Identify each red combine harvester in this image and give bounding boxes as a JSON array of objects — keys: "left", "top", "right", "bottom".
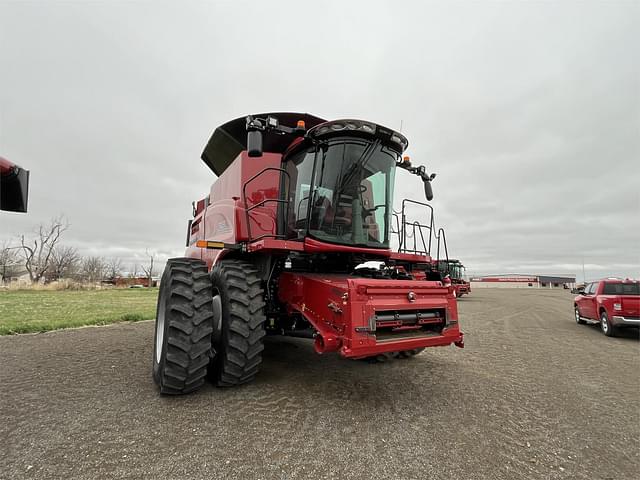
[
  {"left": 153, "top": 113, "right": 464, "bottom": 394},
  {"left": 0, "top": 156, "right": 29, "bottom": 213},
  {"left": 436, "top": 259, "right": 471, "bottom": 298}
]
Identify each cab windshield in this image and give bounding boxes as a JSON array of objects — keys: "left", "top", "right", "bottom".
[
  {"left": 437, "top": 261, "right": 464, "bottom": 279},
  {"left": 284, "top": 137, "right": 398, "bottom": 248},
  {"left": 451, "top": 264, "right": 465, "bottom": 280}
]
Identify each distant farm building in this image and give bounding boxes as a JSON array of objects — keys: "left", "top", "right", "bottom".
[
  {"left": 113, "top": 276, "right": 158, "bottom": 288},
  {"left": 470, "top": 274, "right": 576, "bottom": 289}
]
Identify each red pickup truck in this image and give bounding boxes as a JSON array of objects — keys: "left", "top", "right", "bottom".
[{"left": 574, "top": 278, "right": 640, "bottom": 336}]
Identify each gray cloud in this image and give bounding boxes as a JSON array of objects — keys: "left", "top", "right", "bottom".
[{"left": 1, "top": 1, "right": 638, "bottom": 281}]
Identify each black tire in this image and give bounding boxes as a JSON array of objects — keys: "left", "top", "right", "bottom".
[
  {"left": 153, "top": 258, "right": 214, "bottom": 395},
  {"left": 575, "top": 306, "right": 586, "bottom": 325},
  {"left": 209, "top": 259, "right": 266, "bottom": 387},
  {"left": 600, "top": 310, "right": 616, "bottom": 337}
]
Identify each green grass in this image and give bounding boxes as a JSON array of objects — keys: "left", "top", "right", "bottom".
[{"left": 0, "top": 288, "right": 159, "bottom": 335}]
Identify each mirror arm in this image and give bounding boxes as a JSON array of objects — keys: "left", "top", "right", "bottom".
[
  {"left": 396, "top": 160, "right": 436, "bottom": 182},
  {"left": 396, "top": 160, "right": 436, "bottom": 201}
]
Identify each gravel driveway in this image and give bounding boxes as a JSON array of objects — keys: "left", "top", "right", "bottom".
[{"left": 1, "top": 288, "right": 638, "bottom": 479}]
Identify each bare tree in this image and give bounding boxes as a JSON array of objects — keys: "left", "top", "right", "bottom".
[
  {"left": 81, "top": 256, "right": 106, "bottom": 283},
  {"left": 48, "top": 245, "right": 80, "bottom": 282},
  {"left": 20, "top": 216, "right": 69, "bottom": 283},
  {"left": 105, "top": 257, "right": 123, "bottom": 282},
  {"left": 128, "top": 264, "right": 139, "bottom": 279},
  {"left": 140, "top": 250, "right": 155, "bottom": 287},
  {"left": 0, "top": 240, "right": 20, "bottom": 284}
]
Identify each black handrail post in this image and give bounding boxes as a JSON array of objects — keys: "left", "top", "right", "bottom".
[{"left": 428, "top": 216, "right": 434, "bottom": 255}]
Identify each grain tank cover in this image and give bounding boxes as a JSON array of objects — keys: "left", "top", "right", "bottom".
[{"left": 202, "top": 112, "right": 326, "bottom": 176}]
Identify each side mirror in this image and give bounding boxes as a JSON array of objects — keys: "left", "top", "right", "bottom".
[
  {"left": 423, "top": 180, "right": 433, "bottom": 201},
  {"left": 247, "top": 130, "right": 263, "bottom": 157}
]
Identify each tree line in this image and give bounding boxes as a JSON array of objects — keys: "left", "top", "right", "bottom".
[{"left": 0, "top": 216, "right": 155, "bottom": 285}]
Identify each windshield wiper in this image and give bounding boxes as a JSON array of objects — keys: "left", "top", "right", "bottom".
[{"left": 337, "top": 139, "right": 381, "bottom": 195}]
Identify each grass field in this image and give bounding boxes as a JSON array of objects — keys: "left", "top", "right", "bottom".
[{"left": 0, "top": 288, "right": 159, "bottom": 335}]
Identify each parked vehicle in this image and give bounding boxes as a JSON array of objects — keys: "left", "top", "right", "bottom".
[
  {"left": 571, "top": 284, "right": 585, "bottom": 294},
  {"left": 574, "top": 278, "right": 640, "bottom": 336},
  {"left": 152, "top": 112, "right": 464, "bottom": 394},
  {"left": 435, "top": 259, "right": 471, "bottom": 297}
]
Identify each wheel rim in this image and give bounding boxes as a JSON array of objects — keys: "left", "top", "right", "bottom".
[
  {"left": 155, "top": 296, "right": 166, "bottom": 364},
  {"left": 212, "top": 293, "right": 222, "bottom": 343},
  {"left": 601, "top": 314, "right": 608, "bottom": 333}
]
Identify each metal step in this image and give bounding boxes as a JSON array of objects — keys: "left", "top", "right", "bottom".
[{"left": 579, "top": 316, "right": 599, "bottom": 325}]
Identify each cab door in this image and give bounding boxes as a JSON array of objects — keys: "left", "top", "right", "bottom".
[{"left": 579, "top": 282, "right": 598, "bottom": 319}]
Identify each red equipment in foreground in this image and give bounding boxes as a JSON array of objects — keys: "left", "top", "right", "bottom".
[
  {"left": 0, "top": 156, "right": 29, "bottom": 213},
  {"left": 153, "top": 113, "right": 463, "bottom": 394}
]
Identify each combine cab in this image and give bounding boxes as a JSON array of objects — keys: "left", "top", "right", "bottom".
[
  {"left": 152, "top": 113, "right": 463, "bottom": 394},
  {"left": 436, "top": 259, "right": 471, "bottom": 298},
  {"left": 0, "top": 156, "right": 29, "bottom": 213}
]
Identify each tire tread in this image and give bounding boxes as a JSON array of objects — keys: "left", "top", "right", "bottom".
[
  {"left": 154, "top": 258, "right": 214, "bottom": 395},
  {"left": 211, "top": 259, "right": 266, "bottom": 387}
]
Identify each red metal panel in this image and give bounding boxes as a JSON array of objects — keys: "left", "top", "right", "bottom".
[
  {"left": 389, "top": 251, "right": 432, "bottom": 263},
  {"left": 247, "top": 238, "right": 305, "bottom": 253},
  {"left": 277, "top": 272, "right": 462, "bottom": 358},
  {"left": 303, "top": 237, "right": 391, "bottom": 257},
  {"left": 206, "top": 151, "right": 283, "bottom": 244}
]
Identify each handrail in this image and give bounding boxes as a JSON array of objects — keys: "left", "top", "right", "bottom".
[
  {"left": 242, "top": 167, "right": 291, "bottom": 242},
  {"left": 435, "top": 227, "right": 449, "bottom": 268},
  {"left": 391, "top": 212, "right": 402, "bottom": 247},
  {"left": 398, "top": 199, "right": 434, "bottom": 255}
]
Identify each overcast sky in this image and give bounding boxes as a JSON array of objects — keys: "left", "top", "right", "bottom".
[{"left": 1, "top": 1, "right": 638, "bottom": 281}]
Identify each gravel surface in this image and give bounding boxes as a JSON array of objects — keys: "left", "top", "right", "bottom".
[{"left": 1, "top": 289, "right": 638, "bottom": 479}]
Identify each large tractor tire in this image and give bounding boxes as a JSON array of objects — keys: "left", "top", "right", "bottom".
[
  {"left": 209, "top": 259, "right": 266, "bottom": 387},
  {"left": 153, "top": 258, "right": 214, "bottom": 395}
]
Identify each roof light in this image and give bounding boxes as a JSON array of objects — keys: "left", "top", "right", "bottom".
[
  {"left": 296, "top": 120, "right": 306, "bottom": 129},
  {"left": 307, "top": 119, "right": 408, "bottom": 151},
  {"left": 391, "top": 133, "right": 408, "bottom": 149},
  {"left": 309, "top": 120, "right": 377, "bottom": 137}
]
